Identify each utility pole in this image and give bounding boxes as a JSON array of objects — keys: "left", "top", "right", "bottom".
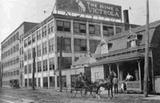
[
  {"left": 32, "top": 48, "right": 36, "bottom": 90},
  {"left": 59, "top": 36, "right": 63, "bottom": 92},
  {"left": 144, "top": 0, "right": 149, "bottom": 97}
]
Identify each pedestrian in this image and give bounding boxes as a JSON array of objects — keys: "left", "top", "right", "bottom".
[
  {"left": 113, "top": 76, "right": 118, "bottom": 94},
  {"left": 121, "top": 81, "right": 127, "bottom": 93},
  {"left": 126, "top": 73, "right": 133, "bottom": 81}
]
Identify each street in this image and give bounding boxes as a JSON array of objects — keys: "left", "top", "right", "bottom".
[{"left": 0, "top": 88, "right": 160, "bottom": 103}]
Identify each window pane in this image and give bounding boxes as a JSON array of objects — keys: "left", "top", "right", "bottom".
[{"left": 103, "top": 25, "right": 114, "bottom": 37}]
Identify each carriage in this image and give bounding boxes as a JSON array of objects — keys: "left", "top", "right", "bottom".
[{"left": 70, "top": 75, "right": 118, "bottom": 98}]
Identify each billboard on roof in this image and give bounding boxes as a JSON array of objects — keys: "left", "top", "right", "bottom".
[{"left": 56, "top": 0, "right": 122, "bottom": 20}]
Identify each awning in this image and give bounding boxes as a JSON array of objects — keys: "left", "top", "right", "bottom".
[{"left": 89, "top": 52, "right": 144, "bottom": 67}]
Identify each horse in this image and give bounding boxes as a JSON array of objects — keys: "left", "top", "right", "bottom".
[
  {"left": 70, "top": 75, "right": 94, "bottom": 97},
  {"left": 113, "top": 77, "right": 118, "bottom": 94},
  {"left": 94, "top": 78, "right": 113, "bottom": 98}
]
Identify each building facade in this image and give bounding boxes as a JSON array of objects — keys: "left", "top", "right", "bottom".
[
  {"left": 23, "top": 13, "right": 138, "bottom": 89},
  {"left": 73, "top": 20, "right": 160, "bottom": 93},
  {"left": 1, "top": 22, "right": 38, "bottom": 88}
]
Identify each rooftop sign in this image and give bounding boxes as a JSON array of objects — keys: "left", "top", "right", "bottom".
[{"left": 56, "top": 0, "right": 122, "bottom": 20}]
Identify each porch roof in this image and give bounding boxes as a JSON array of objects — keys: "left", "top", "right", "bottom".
[{"left": 90, "top": 49, "right": 144, "bottom": 67}]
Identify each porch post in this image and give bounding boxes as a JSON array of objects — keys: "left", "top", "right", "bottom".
[
  {"left": 137, "top": 60, "right": 142, "bottom": 91},
  {"left": 116, "top": 63, "right": 120, "bottom": 80},
  {"left": 108, "top": 64, "right": 111, "bottom": 73}
]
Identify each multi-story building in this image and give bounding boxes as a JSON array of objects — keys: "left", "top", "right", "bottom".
[
  {"left": 23, "top": 13, "right": 138, "bottom": 89},
  {"left": 1, "top": 22, "right": 38, "bottom": 88},
  {"left": 0, "top": 62, "right": 2, "bottom": 87}
]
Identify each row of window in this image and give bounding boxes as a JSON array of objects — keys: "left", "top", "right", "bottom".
[
  {"left": 24, "top": 57, "right": 54, "bottom": 74},
  {"left": 3, "top": 57, "right": 19, "bottom": 68},
  {"left": 24, "top": 76, "right": 55, "bottom": 88},
  {"left": 24, "top": 22, "right": 54, "bottom": 47},
  {"left": 24, "top": 38, "right": 99, "bottom": 62},
  {"left": 24, "top": 74, "right": 86, "bottom": 88},
  {"left": 56, "top": 20, "right": 122, "bottom": 36},
  {"left": 24, "top": 20, "right": 122, "bottom": 48},
  {"left": 3, "top": 70, "right": 19, "bottom": 78},
  {"left": 2, "top": 44, "right": 19, "bottom": 59},
  {"left": 2, "top": 32, "right": 19, "bottom": 51},
  {"left": 24, "top": 38, "right": 54, "bottom": 61}
]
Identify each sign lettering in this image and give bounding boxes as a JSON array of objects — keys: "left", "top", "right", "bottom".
[{"left": 56, "top": 0, "right": 122, "bottom": 20}]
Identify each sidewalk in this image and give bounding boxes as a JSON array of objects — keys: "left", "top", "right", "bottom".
[
  {"left": 1, "top": 87, "right": 160, "bottom": 103},
  {"left": 144, "top": 95, "right": 160, "bottom": 100}
]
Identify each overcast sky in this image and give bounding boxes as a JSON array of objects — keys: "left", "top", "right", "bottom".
[{"left": 0, "top": 0, "right": 160, "bottom": 45}]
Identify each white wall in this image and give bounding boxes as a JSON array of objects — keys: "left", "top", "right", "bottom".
[
  {"left": 91, "top": 65, "right": 104, "bottom": 82},
  {"left": 155, "top": 76, "right": 160, "bottom": 93}
]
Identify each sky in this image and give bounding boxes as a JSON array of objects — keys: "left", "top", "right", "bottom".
[{"left": 0, "top": 0, "right": 160, "bottom": 45}]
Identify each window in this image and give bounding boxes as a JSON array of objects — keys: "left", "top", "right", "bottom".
[
  {"left": 28, "top": 64, "right": 32, "bottom": 74},
  {"left": 57, "top": 76, "right": 66, "bottom": 87},
  {"left": 103, "top": 25, "right": 114, "bottom": 37},
  {"left": 90, "top": 40, "right": 100, "bottom": 53},
  {"left": 42, "top": 26, "right": 47, "bottom": 37},
  {"left": 43, "top": 59, "right": 48, "bottom": 71},
  {"left": 49, "top": 76, "right": 55, "bottom": 87},
  {"left": 73, "top": 22, "right": 86, "bottom": 35},
  {"left": 57, "top": 37, "right": 71, "bottom": 53},
  {"left": 42, "top": 41, "right": 47, "bottom": 55},
  {"left": 64, "top": 38, "right": 71, "bottom": 52},
  {"left": 64, "top": 21, "right": 70, "bottom": 32},
  {"left": 25, "top": 79, "right": 27, "bottom": 87},
  {"left": 32, "top": 33, "right": 36, "bottom": 43},
  {"left": 49, "top": 58, "right": 54, "bottom": 70},
  {"left": 38, "top": 78, "right": 41, "bottom": 87},
  {"left": 37, "top": 30, "right": 41, "bottom": 40},
  {"left": 116, "top": 27, "right": 122, "bottom": 34},
  {"left": 28, "top": 36, "right": 31, "bottom": 45},
  {"left": 79, "top": 23, "right": 86, "bottom": 33},
  {"left": 24, "top": 65, "right": 27, "bottom": 74},
  {"left": 57, "top": 20, "right": 71, "bottom": 32},
  {"left": 37, "top": 61, "right": 41, "bottom": 72},
  {"left": 89, "top": 24, "right": 100, "bottom": 36},
  {"left": 43, "top": 77, "right": 48, "bottom": 88},
  {"left": 29, "top": 78, "right": 32, "bottom": 87},
  {"left": 37, "top": 44, "right": 41, "bottom": 57},
  {"left": 74, "top": 39, "right": 87, "bottom": 52},
  {"left": 48, "top": 38, "right": 54, "bottom": 53},
  {"left": 24, "top": 39, "right": 27, "bottom": 47},
  {"left": 58, "top": 57, "right": 71, "bottom": 69},
  {"left": 28, "top": 49, "right": 32, "bottom": 60},
  {"left": 48, "top": 21, "right": 54, "bottom": 34},
  {"left": 24, "top": 52, "right": 27, "bottom": 61}
]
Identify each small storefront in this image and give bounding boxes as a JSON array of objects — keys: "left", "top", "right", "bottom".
[{"left": 89, "top": 46, "right": 154, "bottom": 92}]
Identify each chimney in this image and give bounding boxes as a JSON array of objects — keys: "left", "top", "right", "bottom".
[{"left": 123, "top": 10, "right": 130, "bottom": 31}]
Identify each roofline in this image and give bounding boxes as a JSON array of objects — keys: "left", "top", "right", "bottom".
[
  {"left": 23, "top": 13, "right": 140, "bottom": 39},
  {"left": 1, "top": 21, "right": 38, "bottom": 44},
  {"left": 53, "top": 13, "right": 139, "bottom": 27},
  {"left": 23, "top": 14, "right": 53, "bottom": 39}
]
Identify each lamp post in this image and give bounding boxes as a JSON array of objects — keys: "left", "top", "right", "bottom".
[{"left": 144, "top": 0, "right": 149, "bottom": 97}]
